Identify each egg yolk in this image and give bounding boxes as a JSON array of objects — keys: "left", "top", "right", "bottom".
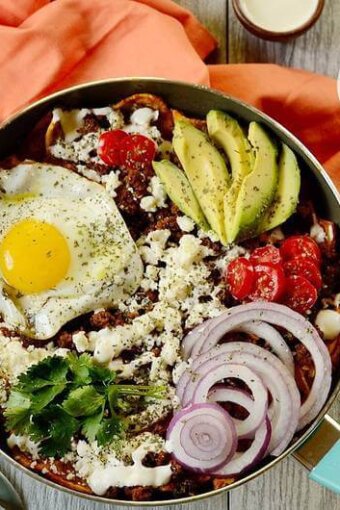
[{"left": 0, "top": 219, "right": 70, "bottom": 294}]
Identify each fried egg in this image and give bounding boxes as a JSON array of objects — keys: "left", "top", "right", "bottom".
[{"left": 0, "top": 162, "right": 143, "bottom": 339}]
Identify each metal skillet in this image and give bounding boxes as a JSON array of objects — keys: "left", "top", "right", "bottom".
[{"left": 0, "top": 78, "right": 339, "bottom": 505}]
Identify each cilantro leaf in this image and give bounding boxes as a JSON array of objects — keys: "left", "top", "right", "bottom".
[
  {"left": 4, "top": 353, "right": 165, "bottom": 457},
  {"left": 30, "top": 383, "right": 67, "bottom": 413},
  {"left": 89, "top": 364, "right": 116, "bottom": 385},
  {"left": 4, "top": 391, "right": 32, "bottom": 433},
  {"left": 67, "top": 352, "right": 92, "bottom": 386},
  {"left": 81, "top": 408, "right": 104, "bottom": 443},
  {"left": 37, "top": 406, "right": 78, "bottom": 457},
  {"left": 96, "top": 415, "right": 123, "bottom": 446},
  {"left": 63, "top": 386, "right": 105, "bottom": 417},
  {"left": 16, "top": 356, "right": 68, "bottom": 393}
]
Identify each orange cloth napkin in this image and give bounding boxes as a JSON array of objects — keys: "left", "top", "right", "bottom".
[{"left": 0, "top": 0, "right": 339, "bottom": 189}]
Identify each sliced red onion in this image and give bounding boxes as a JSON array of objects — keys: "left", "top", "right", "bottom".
[
  {"left": 187, "top": 303, "right": 331, "bottom": 430},
  {"left": 179, "top": 344, "right": 300, "bottom": 455},
  {"left": 213, "top": 416, "right": 272, "bottom": 477},
  {"left": 166, "top": 403, "right": 237, "bottom": 472},
  {"left": 190, "top": 363, "right": 268, "bottom": 440},
  {"left": 234, "top": 320, "right": 294, "bottom": 375},
  {"left": 209, "top": 386, "right": 255, "bottom": 439},
  {"left": 182, "top": 319, "right": 213, "bottom": 360}
]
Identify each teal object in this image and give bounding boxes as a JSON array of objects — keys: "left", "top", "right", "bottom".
[{"left": 309, "top": 439, "right": 340, "bottom": 494}]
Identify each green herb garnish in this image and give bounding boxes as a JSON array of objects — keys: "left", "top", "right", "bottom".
[{"left": 4, "top": 354, "right": 165, "bottom": 456}]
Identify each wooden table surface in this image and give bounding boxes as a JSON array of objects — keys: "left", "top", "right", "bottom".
[{"left": 1, "top": 1, "right": 339, "bottom": 509}]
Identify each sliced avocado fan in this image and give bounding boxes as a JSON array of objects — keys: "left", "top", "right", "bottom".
[
  {"left": 172, "top": 119, "right": 231, "bottom": 245},
  {"left": 233, "top": 122, "right": 279, "bottom": 242},
  {"left": 152, "top": 160, "right": 209, "bottom": 231},
  {"left": 259, "top": 143, "right": 301, "bottom": 233},
  {"left": 207, "top": 110, "right": 254, "bottom": 244}
]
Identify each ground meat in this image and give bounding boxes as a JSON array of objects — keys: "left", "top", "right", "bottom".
[
  {"left": 0, "top": 327, "right": 20, "bottom": 338},
  {"left": 89, "top": 310, "right": 126, "bottom": 329},
  {"left": 55, "top": 331, "right": 74, "bottom": 349},
  {"left": 77, "top": 115, "right": 101, "bottom": 135},
  {"left": 124, "top": 486, "right": 153, "bottom": 501},
  {"left": 143, "top": 450, "right": 170, "bottom": 467}
]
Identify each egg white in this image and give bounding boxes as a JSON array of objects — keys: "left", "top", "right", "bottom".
[{"left": 0, "top": 162, "right": 143, "bottom": 339}]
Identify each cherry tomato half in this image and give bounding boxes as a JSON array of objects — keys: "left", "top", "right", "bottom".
[
  {"left": 250, "top": 245, "right": 282, "bottom": 266},
  {"left": 98, "top": 129, "right": 129, "bottom": 166},
  {"left": 280, "top": 235, "right": 321, "bottom": 265},
  {"left": 120, "top": 134, "right": 157, "bottom": 170},
  {"left": 283, "top": 275, "right": 318, "bottom": 314},
  {"left": 249, "top": 263, "right": 286, "bottom": 303},
  {"left": 226, "top": 257, "right": 255, "bottom": 300},
  {"left": 283, "top": 256, "right": 322, "bottom": 290}
]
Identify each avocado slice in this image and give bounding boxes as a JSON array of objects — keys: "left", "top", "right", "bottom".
[
  {"left": 173, "top": 119, "right": 230, "bottom": 245},
  {"left": 259, "top": 143, "right": 301, "bottom": 233},
  {"left": 206, "top": 110, "right": 254, "bottom": 243},
  {"left": 233, "top": 122, "right": 279, "bottom": 241},
  {"left": 152, "top": 160, "right": 209, "bottom": 230}
]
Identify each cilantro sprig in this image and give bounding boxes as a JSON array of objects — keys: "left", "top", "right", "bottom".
[{"left": 4, "top": 354, "right": 165, "bottom": 457}]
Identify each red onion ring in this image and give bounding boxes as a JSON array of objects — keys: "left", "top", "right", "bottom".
[
  {"left": 182, "top": 319, "right": 213, "bottom": 360},
  {"left": 187, "top": 303, "right": 331, "bottom": 430},
  {"left": 190, "top": 363, "right": 268, "bottom": 440},
  {"left": 209, "top": 386, "right": 255, "bottom": 439},
  {"left": 166, "top": 403, "right": 237, "bottom": 472},
  {"left": 179, "top": 344, "right": 300, "bottom": 455},
  {"left": 213, "top": 416, "right": 272, "bottom": 477},
  {"left": 234, "top": 320, "right": 294, "bottom": 374}
]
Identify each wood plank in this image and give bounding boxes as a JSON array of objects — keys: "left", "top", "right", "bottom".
[
  {"left": 228, "top": 0, "right": 340, "bottom": 77},
  {"left": 173, "top": 0, "right": 228, "bottom": 63}
]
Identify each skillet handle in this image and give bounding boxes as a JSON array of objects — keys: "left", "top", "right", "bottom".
[{"left": 293, "top": 414, "right": 340, "bottom": 494}]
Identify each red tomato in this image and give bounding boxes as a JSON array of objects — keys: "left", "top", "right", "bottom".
[
  {"left": 120, "top": 134, "right": 157, "bottom": 170},
  {"left": 250, "top": 245, "right": 282, "bottom": 266},
  {"left": 226, "top": 258, "right": 255, "bottom": 300},
  {"left": 97, "top": 129, "right": 129, "bottom": 166},
  {"left": 280, "top": 236, "right": 321, "bottom": 265},
  {"left": 249, "top": 263, "right": 286, "bottom": 303},
  {"left": 283, "top": 257, "right": 322, "bottom": 290},
  {"left": 283, "top": 275, "right": 318, "bottom": 314}
]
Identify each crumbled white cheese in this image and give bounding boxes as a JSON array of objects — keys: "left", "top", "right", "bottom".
[
  {"left": 177, "top": 215, "right": 195, "bottom": 232},
  {"left": 315, "top": 309, "right": 340, "bottom": 340},
  {"left": 7, "top": 434, "right": 40, "bottom": 460},
  {"left": 140, "top": 195, "right": 158, "bottom": 213},
  {"left": 198, "top": 228, "right": 220, "bottom": 243},
  {"left": 76, "top": 164, "right": 102, "bottom": 183},
  {"left": 172, "top": 360, "right": 189, "bottom": 385},
  {"left": 130, "top": 108, "right": 159, "bottom": 126},
  {"left": 172, "top": 235, "right": 208, "bottom": 269},
  {"left": 150, "top": 176, "right": 167, "bottom": 207},
  {"left": 140, "top": 177, "right": 167, "bottom": 212},
  {"left": 0, "top": 334, "right": 59, "bottom": 382},
  {"left": 214, "top": 244, "right": 248, "bottom": 273},
  {"left": 50, "top": 132, "right": 102, "bottom": 165},
  {"left": 73, "top": 331, "right": 94, "bottom": 353},
  {"left": 124, "top": 108, "right": 161, "bottom": 142},
  {"left": 138, "top": 229, "right": 171, "bottom": 265},
  {"left": 310, "top": 223, "right": 326, "bottom": 244},
  {"left": 101, "top": 170, "right": 121, "bottom": 198}
]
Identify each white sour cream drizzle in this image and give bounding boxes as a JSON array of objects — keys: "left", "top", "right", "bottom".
[
  {"left": 239, "top": 0, "right": 319, "bottom": 32},
  {"left": 87, "top": 443, "right": 172, "bottom": 495}
]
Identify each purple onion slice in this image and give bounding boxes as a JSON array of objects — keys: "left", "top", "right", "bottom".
[{"left": 166, "top": 403, "right": 237, "bottom": 472}]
